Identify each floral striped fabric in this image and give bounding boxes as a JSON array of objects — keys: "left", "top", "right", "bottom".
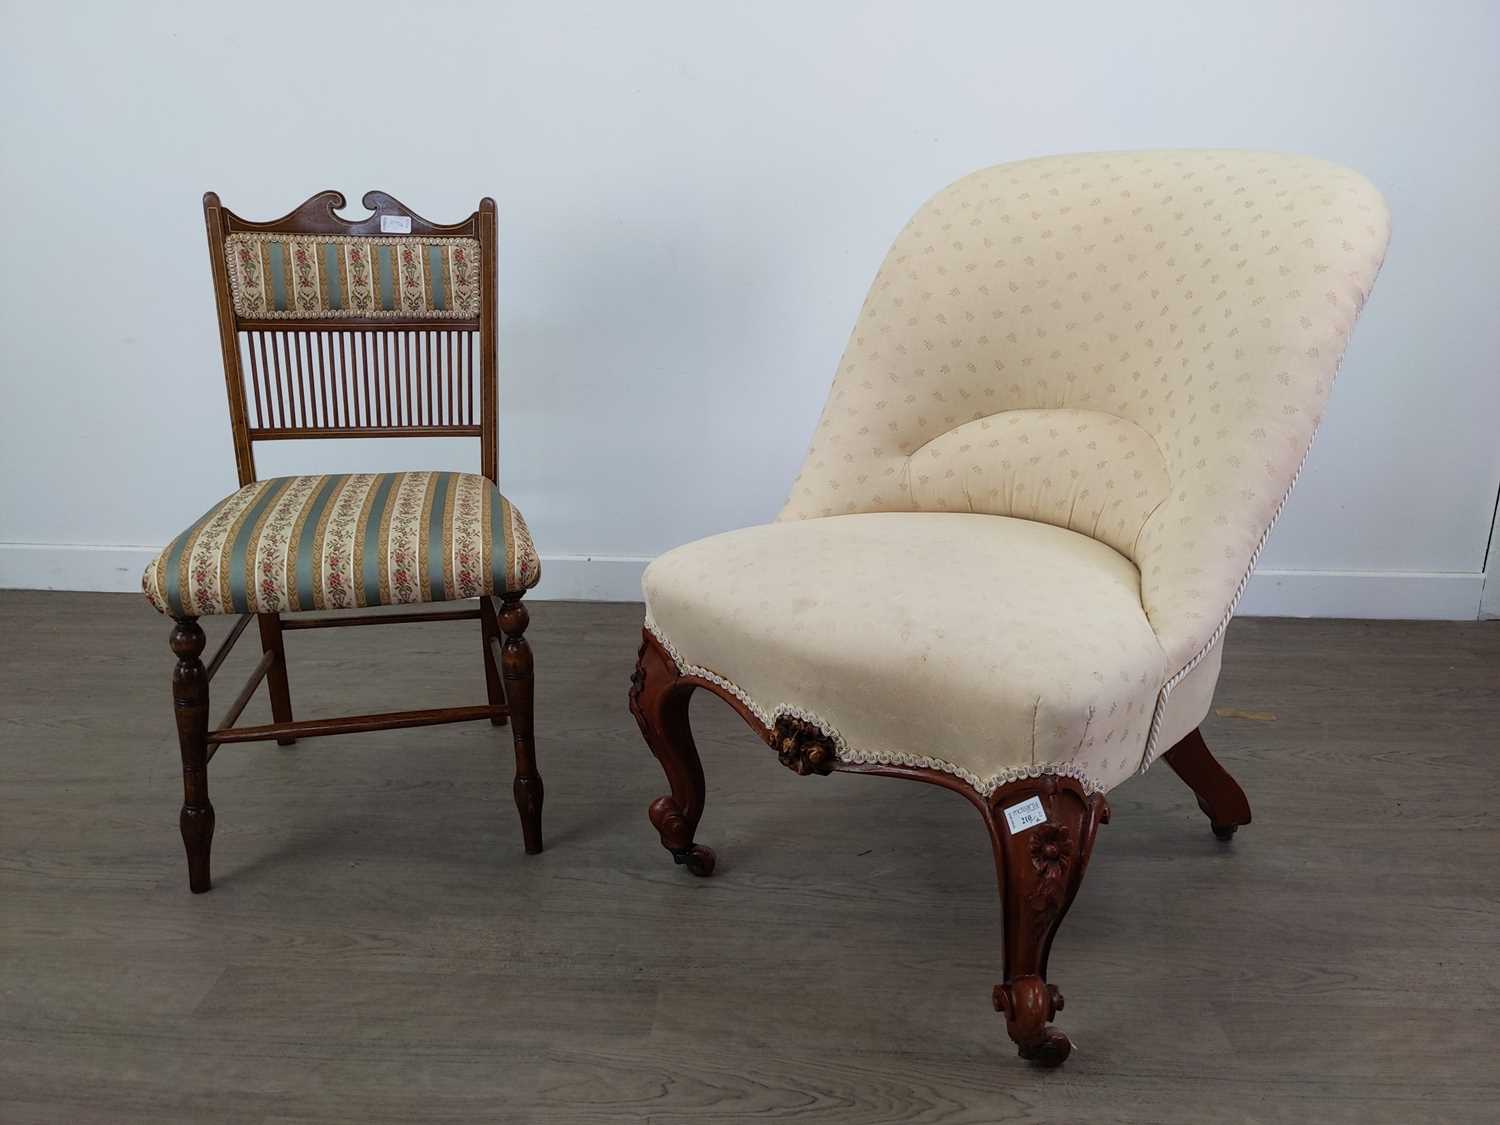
[
  {"left": 143, "top": 472, "right": 539, "bottom": 617},
  {"left": 224, "top": 233, "right": 481, "bottom": 320}
]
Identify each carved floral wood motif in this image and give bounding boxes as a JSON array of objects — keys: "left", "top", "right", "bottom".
[
  {"left": 771, "top": 716, "right": 838, "bottom": 775},
  {"left": 986, "top": 775, "right": 1109, "bottom": 1065},
  {"left": 625, "top": 628, "right": 1208, "bottom": 1067}
]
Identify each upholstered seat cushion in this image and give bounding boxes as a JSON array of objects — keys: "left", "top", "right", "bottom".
[
  {"left": 143, "top": 471, "right": 539, "bottom": 616},
  {"left": 643, "top": 512, "right": 1171, "bottom": 796}
]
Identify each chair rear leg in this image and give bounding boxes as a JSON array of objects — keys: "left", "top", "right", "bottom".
[
  {"left": 1163, "top": 727, "right": 1252, "bottom": 840},
  {"left": 257, "top": 613, "right": 295, "bottom": 745},
  {"left": 479, "top": 596, "right": 509, "bottom": 726},
  {"left": 170, "top": 618, "right": 214, "bottom": 893},
  {"left": 498, "top": 593, "right": 543, "bottom": 854}
]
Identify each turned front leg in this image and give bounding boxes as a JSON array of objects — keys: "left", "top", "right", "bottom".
[
  {"left": 171, "top": 617, "right": 214, "bottom": 893},
  {"left": 985, "top": 775, "right": 1109, "bottom": 1067},
  {"left": 499, "top": 593, "right": 543, "bottom": 854}
]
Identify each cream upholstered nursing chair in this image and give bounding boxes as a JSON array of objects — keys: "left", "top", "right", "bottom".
[{"left": 628, "top": 151, "right": 1389, "bottom": 1066}]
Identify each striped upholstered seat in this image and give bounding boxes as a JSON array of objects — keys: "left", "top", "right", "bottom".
[{"left": 143, "top": 471, "right": 539, "bottom": 617}]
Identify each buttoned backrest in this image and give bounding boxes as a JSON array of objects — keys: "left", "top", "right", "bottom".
[{"left": 781, "top": 150, "right": 1390, "bottom": 673}]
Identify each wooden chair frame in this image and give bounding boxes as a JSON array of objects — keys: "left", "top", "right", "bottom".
[
  {"left": 170, "top": 190, "right": 541, "bottom": 894},
  {"left": 629, "top": 630, "right": 1251, "bottom": 1066}
]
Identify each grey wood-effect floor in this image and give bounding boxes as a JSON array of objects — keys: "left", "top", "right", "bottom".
[{"left": 1, "top": 591, "right": 1496, "bottom": 1124}]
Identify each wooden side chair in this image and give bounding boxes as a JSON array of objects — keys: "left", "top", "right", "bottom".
[
  {"left": 144, "top": 190, "right": 543, "bottom": 893},
  {"left": 628, "top": 151, "right": 1390, "bottom": 1066}
]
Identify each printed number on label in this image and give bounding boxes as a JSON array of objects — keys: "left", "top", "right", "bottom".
[
  {"left": 1002, "top": 795, "right": 1048, "bottom": 834},
  {"left": 380, "top": 215, "right": 412, "bottom": 234}
]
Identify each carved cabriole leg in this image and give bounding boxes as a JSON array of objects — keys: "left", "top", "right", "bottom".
[
  {"left": 479, "top": 595, "right": 509, "bottom": 727},
  {"left": 257, "top": 612, "right": 295, "bottom": 746},
  {"left": 499, "top": 593, "right": 543, "bottom": 854},
  {"left": 629, "top": 630, "right": 715, "bottom": 876},
  {"left": 1163, "top": 727, "right": 1252, "bottom": 840},
  {"left": 171, "top": 618, "right": 215, "bottom": 893},
  {"left": 985, "top": 775, "right": 1109, "bottom": 1067}
]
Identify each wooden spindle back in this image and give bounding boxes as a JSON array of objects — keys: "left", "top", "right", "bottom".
[{"left": 203, "top": 190, "right": 499, "bottom": 486}]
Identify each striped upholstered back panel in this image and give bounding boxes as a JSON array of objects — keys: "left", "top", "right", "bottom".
[{"left": 225, "top": 233, "right": 481, "bottom": 320}]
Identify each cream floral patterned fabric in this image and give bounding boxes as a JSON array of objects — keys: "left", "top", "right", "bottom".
[
  {"left": 645, "top": 150, "right": 1389, "bottom": 794},
  {"left": 646, "top": 514, "right": 1167, "bottom": 794},
  {"left": 142, "top": 472, "right": 539, "bottom": 617}
]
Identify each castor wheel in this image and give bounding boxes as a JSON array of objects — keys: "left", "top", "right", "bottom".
[
  {"left": 1017, "top": 1027, "right": 1073, "bottom": 1068},
  {"left": 1194, "top": 792, "right": 1248, "bottom": 841},
  {"left": 674, "top": 844, "right": 716, "bottom": 877},
  {"left": 648, "top": 797, "right": 714, "bottom": 876},
  {"left": 995, "top": 976, "right": 1072, "bottom": 1068}
]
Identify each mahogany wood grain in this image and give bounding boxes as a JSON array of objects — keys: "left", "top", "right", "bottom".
[
  {"left": 247, "top": 425, "right": 482, "bottom": 440},
  {"left": 1163, "top": 727, "right": 1253, "bottom": 839},
  {"left": 479, "top": 595, "right": 509, "bottom": 727},
  {"left": 170, "top": 618, "right": 214, "bottom": 893},
  {"left": 209, "top": 704, "right": 508, "bottom": 746},
  {"left": 203, "top": 197, "right": 257, "bottom": 484},
  {"left": 235, "top": 327, "right": 481, "bottom": 438},
  {"left": 220, "top": 189, "right": 480, "bottom": 239},
  {"left": 478, "top": 199, "right": 499, "bottom": 483},
  {"left": 257, "top": 614, "right": 295, "bottom": 746},
  {"left": 203, "top": 613, "right": 253, "bottom": 683},
  {"left": 983, "top": 775, "right": 1108, "bottom": 1066},
  {"left": 278, "top": 607, "right": 484, "bottom": 630},
  {"left": 627, "top": 632, "right": 716, "bottom": 876},
  {"left": 625, "top": 627, "right": 1238, "bottom": 1068},
  {"left": 498, "top": 594, "right": 543, "bottom": 854},
  {"left": 206, "top": 651, "right": 276, "bottom": 760}
]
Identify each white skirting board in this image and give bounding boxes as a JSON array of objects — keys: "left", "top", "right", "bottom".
[
  {"left": 0, "top": 543, "right": 654, "bottom": 605},
  {"left": 0, "top": 542, "right": 1490, "bottom": 620},
  {"left": 1233, "top": 568, "right": 1485, "bottom": 621}
]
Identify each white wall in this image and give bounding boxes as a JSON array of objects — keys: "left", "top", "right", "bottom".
[{"left": 2, "top": 0, "right": 1498, "bottom": 616}]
